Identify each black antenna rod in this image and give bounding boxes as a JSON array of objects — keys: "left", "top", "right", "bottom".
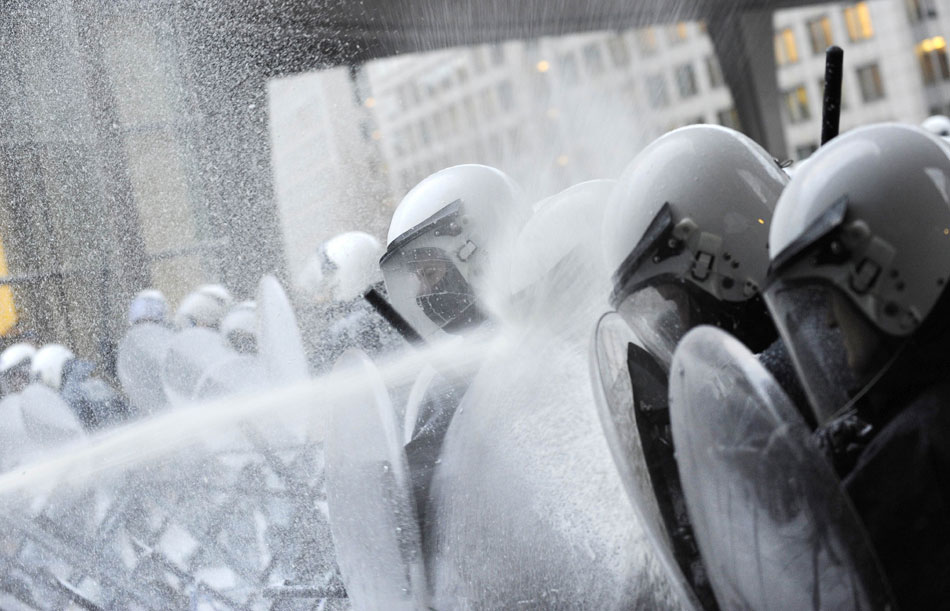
[
  {"left": 821, "top": 46, "right": 844, "bottom": 146},
  {"left": 363, "top": 287, "right": 425, "bottom": 346}
]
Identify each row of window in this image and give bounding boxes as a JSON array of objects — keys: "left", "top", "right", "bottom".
[
  {"left": 775, "top": 2, "right": 874, "bottom": 66},
  {"left": 781, "top": 63, "right": 885, "bottom": 124},
  {"left": 644, "top": 58, "right": 725, "bottom": 109},
  {"left": 396, "top": 127, "right": 524, "bottom": 191}
]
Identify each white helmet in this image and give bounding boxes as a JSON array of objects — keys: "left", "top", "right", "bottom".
[
  {"left": 220, "top": 301, "right": 257, "bottom": 354},
  {"left": 764, "top": 123, "right": 950, "bottom": 425},
  {"left": 509, "top": 180, "right": 615, "bottom": 321},
  {"left": 922, "top": 115, "right": 950, "bottom": 139},
  {"left": 603, "top": 125, "right": 788, "bottom": 363},
  {"left": 174, "top": 284, "right": 233, "bottom": 330},
  {"left": 30, "top": 343, "right": 75, "bottom": 391},
  {"left": 380, "top": 164, "right": 526, "bottom": 338},
  {"left": 0, "top": 342, "right": 36, "bottom": 395},
  {"left": 128, "top": 288, "right": 169, "bottom": 326},
  {"left": 297, "top": 232, "right": 384, "bottom": 304}
]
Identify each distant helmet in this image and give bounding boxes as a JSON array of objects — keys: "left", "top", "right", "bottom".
[
  {"left": 298, "top": 232, "right": 384, "bottom": 304},
  {"left": 30, "top": 343, "right": 75, "bottom": 392},
  {"left": 922, "top": 115, "right": 950, "bottom": 139},
  {"left": 220, "top": 301, "right": 257, "bottom": 354},
  {"left": 764, "top": 123, "right": 950, "bottom": 425},
  {"left": 174, "top": 284, "right": 233, "bottom": 330},
  {"left": 128, "top": 289, "right": 169, "bottom": 326},
  {"left": 603, "top": 125, "right": 788, "bottom": 363},
  {"left": 508, "top": 180, "right": 615, "bottom": 323},
  {"left": 0, "top": 342, "right": 36, "bottom": 395},
  {"left": 380, "top": 164, "right": 526, "bottom": 338}
]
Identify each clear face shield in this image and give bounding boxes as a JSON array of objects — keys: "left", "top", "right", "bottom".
[
  {"left": 381, "top": 201, "right": 487, "bottom": 338},
  {"left": 764, "top": 280, "right": 895, "bottom": 425},
  {"left": 616, "top": 283, "right": 692, "bottom": 369}
]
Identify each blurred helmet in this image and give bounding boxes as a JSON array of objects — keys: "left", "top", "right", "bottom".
[
  {"left": 30, "top": 343, "right": 75, "bottom": 392},
  {"left": 297, "top": 232, "right": 384, "bottom": 304},
  {"left": 127, "top": 288, "right": 169, "bottom": 326},
  {"left": 508, "top": 180, "right": 615, "bottom": 321},
  {"left": 922, "top": 115, "right": 950, "bottom": 139},
  {"left": 380, "top": 164, "right": 525, "bottom": 338},
  {"left": 764, "top": 123, "right": 950, "bottom": 425},
  {"left": 603, "top": 125, "right": 788, "bottom": 364},
  {"left": 220, "top": 301, "right": 258, "bottom": 354},
  {"left": 174, "top": 284, "right": 233, "bottom": 330},
  {"left": 0, "top": 342, "right": 36, "bottom": 395}
]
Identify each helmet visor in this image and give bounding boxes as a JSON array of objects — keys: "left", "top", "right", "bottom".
[
  {"left": 381, "top": 246, "right": 484, "bottom": 338},
  {"left": 616, "top": 283, "right": 692, "bottom": 368},
  {"left": 764, "top": 280, "right": 893, "bottom": 425}
]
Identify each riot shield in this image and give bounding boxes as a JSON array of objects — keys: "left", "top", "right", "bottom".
[
  {"left": 257, "top": 275, "right": 309, "bottom": 386},
  {"left": 117, "top": 322, "right": 174, "bottom": 415},
  {"left": 590, "top": 312, "right": 711, "bottom": 610},
  {"left": 324, "top": 349, "right": 427, "bottom": 610},
  {"left": 161, "top": 328, "right": 233, "bottom": 405},
  {"left": 0, "top": 393, "right": 35, "bottom": 470},
  {"left": 18, "top": 383, "right": 85, "bottom": 448},
  {"left": 668, "top": 326, "right": 894, "bottom": 610}
]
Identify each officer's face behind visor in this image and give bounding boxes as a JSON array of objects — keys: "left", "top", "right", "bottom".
[{"left": 765, "top": 279, "right": 892, "bottom": 425}]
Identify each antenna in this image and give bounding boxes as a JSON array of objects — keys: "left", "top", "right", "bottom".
[{"left": 821, "top": 46, "right": 844, "bottom": 146}]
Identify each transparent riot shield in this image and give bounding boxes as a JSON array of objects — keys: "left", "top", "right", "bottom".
[
  {"left": 668, "top": 326, "right": 894, "bottom": 610},
  {"left": 590, "top": 312, "right": 712, "bottom": 610},
  {"left": 324, "top": 349, "right": 427, "bottom": 610},
  {"left": 19, "top": 383, "right": 85, "bottom": 448},
  {"left": 257, "top": 275, "right": 309, "bottom": 387},
  {"left": 161, "top": 328, "right": 234, "bottom": 406},
  {"left": 0, "top": 393, "right": 35, "bottom": 470},
  {"left": 117, "top": 322, "right": 174, "bottom": 415}
]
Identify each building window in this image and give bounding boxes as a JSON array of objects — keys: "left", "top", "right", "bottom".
[
  {"left": 497, "top": 80, "right": 515, "bottom": 111},
  {"left": 844, "top": 3, "right": 874, "bottom": 42},
  {"left": 817, "top": 78, "right": 848, "bottom": 110},
  {"left": 666, "top": 22, "right": 688, "bottom": 45},
  {"left": 489, "top": 45, "right": 505, "bottom": 66},
  {"left": 558, "top": 53, "right": 580, "bottom": 84},
  {"left": 775, "top": 27, "right": 799, "bottom": 65},
  {"left": 636, "top": 28, "right": 658, "bottom": 55},
  {"left": 675, "top": 63, "right": 698, "bottom": 98},
  {"left": 717, "top": 107, "right": 741, "bottom": 130},
  {"left": 795, "top": 143, "right": 819, "bottom": 160},
  {"left": 807, "top": 16, "right": 834, "bottom": 55},
  {"left": 607, "top": 35, "right": 630, "bottom": 67},
  {"left": 705, "top": 56, "right": 724, "bottom": 88},
  {"left": 782, "top": 84, "right": 811, "bottom": 123},
  {"left": 583, "top": 43, "right": 605, "bottom": 75},
  {"left": 916, "top": 37, "right": 950, "bottom": 85},
  {"left": 905, "top": 0, "right": 938, "bottom": 23},
  {"left": 646, "top": 74, "right": 669, "bottom": 108},
  {"left": 856, "top": 63, "right": 886, "bottom": 102}
]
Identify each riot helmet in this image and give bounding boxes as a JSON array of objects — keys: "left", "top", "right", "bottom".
[
  {"left": 603, "top": 125, "right": 787, "bottom": 365},
  {"left": 922, "top": 115, "right": 950, "bottom": 139},
  {"left": 0, "top": 342, "right": 36, "bottom": 396},
  {"left": 380, "top": 164, "right": 525, "bottom": 339},
  {"left": 30, "top": 343, "right": 75, "bottom": 392},
  {"left": 221, "top": 301, "right": 258, "bottom": 355},
  {"left": 174, "top": 284, "right": 233, "bottom": 330},
  {"left": 764, "top": 123, "right": 950, "bottom": 426},
  {"left": 297, "top": 231, "right": 384, "bottom": 304},
  {"left": 128, "top": 288, "right": 169, "bottom": 326}
]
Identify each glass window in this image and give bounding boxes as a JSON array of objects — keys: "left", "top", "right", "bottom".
[
  {"left": 558, "top": 53, "right": 580, "bottom": 84},
  {"left": 497, "top": 80, "right": 515, "bottom": 111},
  {"left": 916, "top": 38, "right": 950, "bottom": 85},
  {"left": 844, "top": 3, "right": 874, "bottom": 42},
  {"left": 705, "top": 56, "right": 724, "bottom": 88},
  {"left": 856, "top": 64, "right": 885, "bottom": 102},
  {"left": 675, "top": 63, "right": 698, "bottom": 98},
  {"left": 583, "top": 43, "right": 605, "bottom": 75},
  {"left": 807, "top": 16, "right": 834, "bottom": 55},
  {"left": 646, "top": 73, "right": 669, "bottom": 108},
  {"left": 795, "top": 143, "right": 819, "bottom": 160},
  {"left": 636, "top": 28, "right": 658, "bottom": 55},
  {"left": 774, "top": 27, "right": 799, "bottom": 65},
  {"left": 606, "top": 35, "right": 630, "bottom": 68},
  {"left": 906, "top": 0, "right": 938, "bottom": 22},
  {"left": 782, "top": 84, "right": 811, "bottom": 123},
  {"left": 717, "top": 107, "right": 741, "bottom": 130}
]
